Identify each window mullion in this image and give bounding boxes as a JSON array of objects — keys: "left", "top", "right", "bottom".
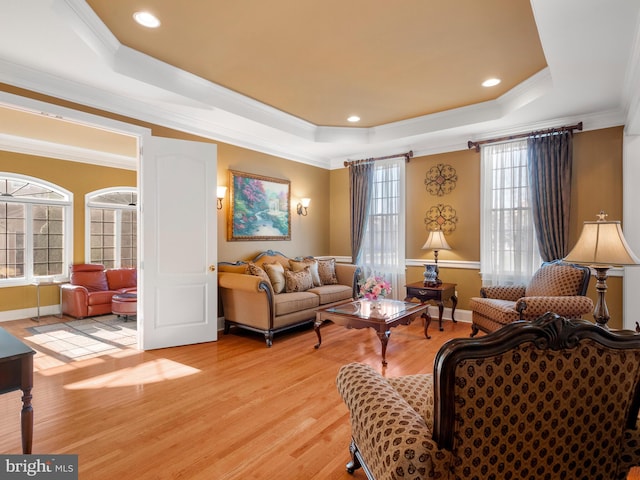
[{"left": 25, "top": 203, "right": 34, "bottom": 282}]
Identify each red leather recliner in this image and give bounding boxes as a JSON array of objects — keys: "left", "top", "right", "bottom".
[{"left": 61, "top": 264, "right": 137, "bottom": 319}]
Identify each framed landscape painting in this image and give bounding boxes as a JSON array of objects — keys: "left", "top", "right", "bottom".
[{"left": 227, "top": 170, "right": 291, "bottom": 241}]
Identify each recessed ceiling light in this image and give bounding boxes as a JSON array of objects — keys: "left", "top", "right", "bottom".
[
  {"left": 482, "top": 78, "right": 501, "bottom": 87},
  {"left": 133, "top": 11, "right": 161, "bottom": 28},
  {"left": 347, "top": 115, "right": 361, "bottom": 123}
]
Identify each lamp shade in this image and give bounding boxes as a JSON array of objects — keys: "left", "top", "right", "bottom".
[
  {"left": 564, "top": 217, "right": 640, "bottom": 266},
  {"left": 422, "top": 230, "right": 451, "bottom": 251}
]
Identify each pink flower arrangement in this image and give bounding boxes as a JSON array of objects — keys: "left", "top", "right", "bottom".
[{"left": 359, "top": 275, "right": 392, "bottom": 301}]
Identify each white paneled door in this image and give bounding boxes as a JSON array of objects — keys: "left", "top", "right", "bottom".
[{"left": 139, "top": 136, "right": 218, "bottom": 349}]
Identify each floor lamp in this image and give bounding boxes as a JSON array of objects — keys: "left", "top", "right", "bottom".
[{"left": 563, "top": 211, "right": 640, "bottom": 329}]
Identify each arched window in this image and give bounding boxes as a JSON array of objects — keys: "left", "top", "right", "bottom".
[
  {"left": 86, "top": 187, "right": 137, "bottom": 268},
  {"left": 0, "top": 173, "right": 73, "bottom": 285}
]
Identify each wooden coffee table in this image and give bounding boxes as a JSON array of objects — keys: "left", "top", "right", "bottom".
[{"left": 314, "top": 299, "right": 429, "bottom": 366}]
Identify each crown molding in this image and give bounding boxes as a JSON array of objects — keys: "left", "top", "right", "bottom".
[{"left": 0, "top": 133, "right": 136, "bottom": 169}]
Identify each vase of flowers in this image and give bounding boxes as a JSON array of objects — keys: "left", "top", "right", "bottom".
[{"left": 359, "top": 275, "right": 392, "bottom": 317}]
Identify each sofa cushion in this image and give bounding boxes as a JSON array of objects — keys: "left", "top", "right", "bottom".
[
  {"left": 285, "top": 266, "right": 314, "bottom": 292},
  {"left": 307, "top": 284, "right": 352, "bottom": 305},
  {"left": 468, "top": 297, "right": 520, "bottom": 325},
  {"left": 106, "top": 268, "right": 137, "bottom": 290},
  {"left": 290, "top": 259, "right": 322, "bottom": 287},
  {"left": 274, "top": 291, "right": 319, "bottom": 316},
  {"left": 263, "top": 262, "right": 286, "bottom": 294},
  {"left": 317, "top": 258, "right": 338, "bottom": 285},
  {"left": 87, "top": 290, "right": 116, "bottom": 305},
  {"left": 71, "top": 269, "right": 109, "bottom": 292},
  {"left": 248, "top": 262, "right": 272, "bottom": 288}
]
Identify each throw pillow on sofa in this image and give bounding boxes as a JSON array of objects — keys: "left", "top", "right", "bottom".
[
  {"left": 248, "top": 263, "right": 272, "bottom": 289},
  {"left": 317, "top": 258, "right": 338, "bottom": 285},
  {"left": 285, "top": 266, "right": 314, "bottom": 292},
  {"left": 263, "top": 262, "right": 286, "bottom": 294},
  {"left": 289, "top": 259, "right": 322, "bottom": 287}
]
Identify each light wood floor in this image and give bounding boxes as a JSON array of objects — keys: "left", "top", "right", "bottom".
[{"left": 1, "top": 315, "right": 639, "bottom": 479}]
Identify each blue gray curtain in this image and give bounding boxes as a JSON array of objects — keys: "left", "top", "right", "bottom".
[
  {"left": 527, "top": 131, "right": 573, "bottom": 261},
  {"left": 349, "top": 162, "right": 374, "bottom": 265}
]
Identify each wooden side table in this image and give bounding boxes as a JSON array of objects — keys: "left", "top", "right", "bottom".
[
  {"left": 405, "top": 282, "right": 457, "bottom": 339},
  {"left": 0, "top": 327, "right": 35, "bottom": 453}
]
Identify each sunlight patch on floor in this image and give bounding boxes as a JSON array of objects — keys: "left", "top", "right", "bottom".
[
  {"left": 26, "top": 316, "right": 137, "bottom": 363},
  {"left": 64, "top": 358, "right": 201, "bottom": 389}
]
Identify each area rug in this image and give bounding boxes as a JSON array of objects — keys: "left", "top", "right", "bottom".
[{"left": 27, "top": 316, "right": 137, "bottom": 362}]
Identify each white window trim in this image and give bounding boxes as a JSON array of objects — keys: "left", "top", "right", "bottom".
[
  {"left": 0, "top": 173, "right": 73, "bottom": 287},
  {"left": 479, "top": 140, "right": 542, "bottom": 286},
  {"left": 85, "top": 186, "right": 137, "bottom": 267}
]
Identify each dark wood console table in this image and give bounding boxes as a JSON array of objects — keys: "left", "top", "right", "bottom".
[
  {"left": 405, "top": 282, "right": 457, "bottom": 339},
  {"left": 0, "top": 327, "right": 35, "bottom": 453}
]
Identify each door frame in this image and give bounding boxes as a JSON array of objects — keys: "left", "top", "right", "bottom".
[{"left": 0, "top": 91, "right": 149, "bottom": 337}]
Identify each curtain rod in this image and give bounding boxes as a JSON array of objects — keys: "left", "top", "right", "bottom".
[
  {"left": 467, "top": 122, "right": 583, "bottom": 152},
  {"left": 344, "top": 150, "right": 413, "bottom": 167}
]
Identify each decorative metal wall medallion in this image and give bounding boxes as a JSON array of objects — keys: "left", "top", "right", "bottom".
[
  {"left": 424, "top": 204, "right": 458, "bottom": 234},
  {"left": 425, "top": 163, "right": 457, "bottom": 196}
]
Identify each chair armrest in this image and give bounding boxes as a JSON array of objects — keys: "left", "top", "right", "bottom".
[
  {"left": 336, "top": 363, "right": 449, "bottom": 480},
  {"left": 480, "top": 285, "right": 526, "bottom": 300},
  {"left": 60, "top": 284, "right": 90, "bottom": 318},
  {"left": 515, "top": 295, "right": 595, "bottom": 319}
]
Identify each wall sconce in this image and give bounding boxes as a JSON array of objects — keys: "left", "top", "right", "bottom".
[
  {"left": 297, "top": 198, "right": 310, "bottom": 216},
  {"left": 216, "top": 186, "right": 227, "bottom": 210}
]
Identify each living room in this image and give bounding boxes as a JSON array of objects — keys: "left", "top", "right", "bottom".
[{"left": 1, "top": 0, "right": 640, "bottom": 478}]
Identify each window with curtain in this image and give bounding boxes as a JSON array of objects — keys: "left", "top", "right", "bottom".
[
  {"left": 86, "top": 188, "right": 137, "bottom": 268},
  {"left": 0, "top": 174, "right": 73, "bottom": 285},
  {"left": 480, "top": 140, "right": 542, "bottom": 285},
  {"left": 359, "top": 159, "right": 406, "bottom": 298}
]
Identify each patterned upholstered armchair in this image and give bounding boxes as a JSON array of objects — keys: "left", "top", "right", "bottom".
[
  {"left": 468, "top": 260, "right": 593, "bottom": 336},
  {"left": 336, "top": 313, "right": 640, "bottom": 480}
]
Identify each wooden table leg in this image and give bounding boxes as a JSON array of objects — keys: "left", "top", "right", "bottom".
[
  {"left": 377, "top": 330, "right": 391, "bottom": 366},
  {"left": 21, "top": 355, "right": 33, "bottom": 454},
  {"left": 422, "top": 311, "right": 432, "bottom": 339},
  {"left": 451, "top": 294, "right": 458, "bottom": 323},
  {"left": 313, "top": 319, "right": 323, "bottom": 349},
  {"left": 438, "top": 301, "right": 445, "bottom": 331}
]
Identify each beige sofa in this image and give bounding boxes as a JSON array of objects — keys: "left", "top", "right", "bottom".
[{"left": 218, "top": 250, "right": 359, "bottom": 346}]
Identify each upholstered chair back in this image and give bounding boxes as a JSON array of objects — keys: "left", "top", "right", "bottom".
[
  {"left": 525, "top": 261, "right": 590, "bottom": 297},
  {"left": 433, "top": 313, "right": 640, "bottom": 479}
]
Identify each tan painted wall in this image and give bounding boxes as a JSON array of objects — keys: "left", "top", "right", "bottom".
[
  {"left": 216, "top": 143, "right": 329, "bottom": 263},
  {"left": 330, "top": 127, "right": 626, "bottom": 329}
]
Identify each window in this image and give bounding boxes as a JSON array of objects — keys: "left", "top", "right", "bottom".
[
  {"left": 480, "top": 140, "right": 542, "bottom": 285},
  {"left": 0, "top": 174, "right": 72, "bottom": 285},
  {"left": 359, "top": 159, "right": 406, "bottom": 297},
  {"left": 86, "top": 188, "right": 137, "bottom": 268}
]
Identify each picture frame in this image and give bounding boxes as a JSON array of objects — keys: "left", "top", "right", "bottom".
[{"left": 227, "top": 170, "right": 291, "bottom": 241}]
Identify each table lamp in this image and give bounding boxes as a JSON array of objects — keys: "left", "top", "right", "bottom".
[
  {"left": 422, "top": 229, "right": 450, "bottom": 285},
  {"left": 563, "top": 211, "right": 640, "bottom": 328}
]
